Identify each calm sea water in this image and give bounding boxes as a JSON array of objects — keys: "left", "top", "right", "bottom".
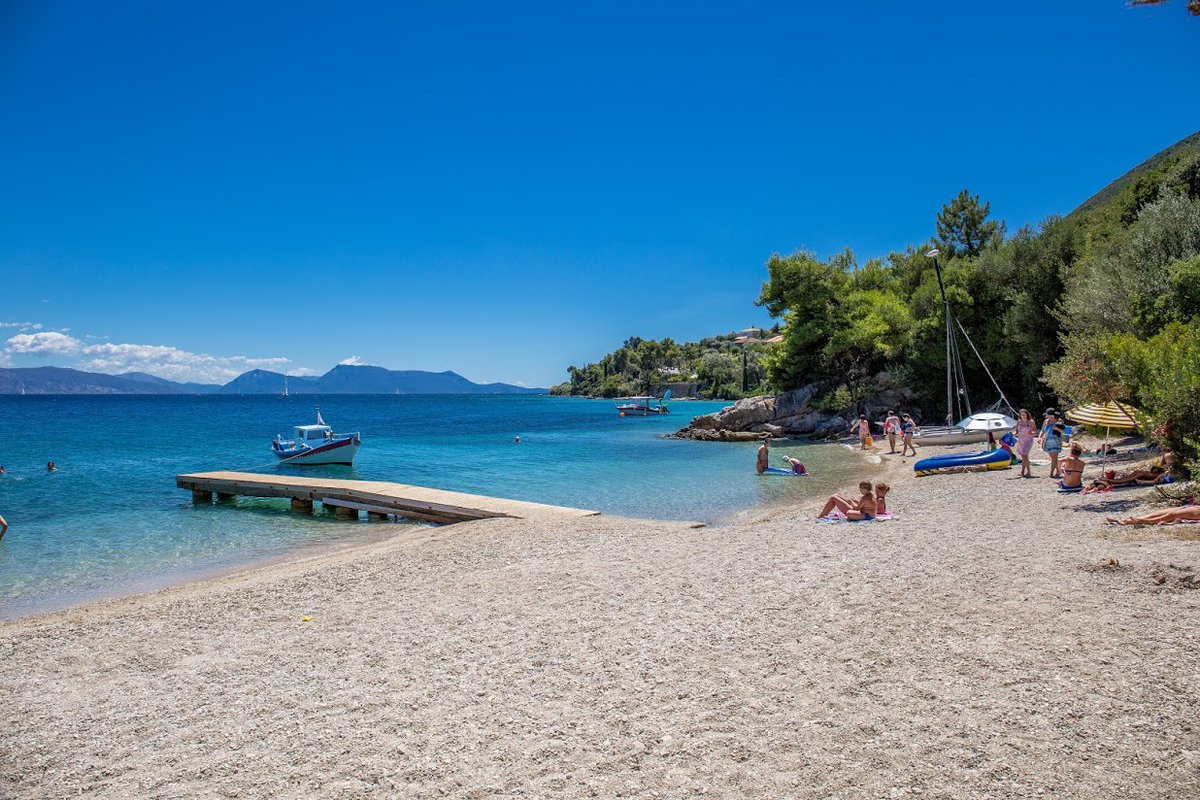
[{"left": 0, "top": 395, "right": 859, "bottom": 618}]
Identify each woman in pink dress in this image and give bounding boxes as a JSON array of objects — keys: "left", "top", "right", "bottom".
[{"left": 1014, "top": 408, "right": 1037, "bottom": 478}]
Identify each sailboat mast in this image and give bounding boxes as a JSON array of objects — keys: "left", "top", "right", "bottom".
[{"left": 929, "top": 250, "right": 953, "bottom": 425}]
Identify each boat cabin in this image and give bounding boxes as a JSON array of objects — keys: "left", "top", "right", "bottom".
[{"left": 294, "top": 424, "right": 334, "bottom": 442}]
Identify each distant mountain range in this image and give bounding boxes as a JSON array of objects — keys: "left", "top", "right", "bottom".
[{"left": 0, "top": 365, "right": 545, "bottom": 395}]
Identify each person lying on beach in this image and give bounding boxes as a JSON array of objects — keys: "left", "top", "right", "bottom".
[
  {"left": 781, "top": 456, "right": 806, "bottom": 475},
  {"left": 1082, "top": 453, "right": 1177, "bottom": 492},
  {"left": 817, "top": 481, "right": 877, "bottom": 521},
  {"left": 1058, "top": 443, "right": 1086, "bottom": 491},
  {"left": 1105, "top": 505, "right": 1200, "bottom": 526}
]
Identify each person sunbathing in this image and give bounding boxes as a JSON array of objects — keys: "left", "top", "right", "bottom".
[
  {"left": 1083, "top": 467, "right": 1166, "bottom": 492},
  {"left": 1058, "top": 443, "right": 1086, "bottom": 491},
  {"left": 1106, "top": 505, "right": 1200, "bottom": 526},
  {"left": 818, "top": 481, "right": 876, "bottom": 521}
]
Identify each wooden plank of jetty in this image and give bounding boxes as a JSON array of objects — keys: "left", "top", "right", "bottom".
[{"left": 176, "top": 471, "right": 599, "bottom": 524}]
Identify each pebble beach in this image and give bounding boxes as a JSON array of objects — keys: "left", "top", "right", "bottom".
[{"left": 2, "top": 439, "right": 1198, "bottom": 798}]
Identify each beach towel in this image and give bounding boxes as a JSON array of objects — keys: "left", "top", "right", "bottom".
[{"left": 816, "top": 512, "right": 895, "bottom": 524}]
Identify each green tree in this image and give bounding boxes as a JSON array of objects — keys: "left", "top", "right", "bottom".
[
  {"left": 756, "top": 249, "right": 850, "bottom": 388},
  {"left": 936, "top": 190, "right": 1003, "bottom": 258}
]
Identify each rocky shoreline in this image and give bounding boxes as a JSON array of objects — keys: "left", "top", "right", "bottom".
[{"left": 669, "top": 383, "right": 918, "bottom": 442}]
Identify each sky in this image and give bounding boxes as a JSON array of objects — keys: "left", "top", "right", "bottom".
[{"left": 1, "top": 1, "right": 1197, "bottom": 388}]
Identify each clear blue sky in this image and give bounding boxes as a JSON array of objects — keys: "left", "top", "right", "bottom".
[{"left": 1, "top": 1, "right": 1197, "bottom": 387}]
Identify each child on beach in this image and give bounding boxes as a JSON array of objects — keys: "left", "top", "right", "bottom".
[
  {"left": 874, "top": 482, "right": 890, "bottom": 515},
  {"left": 900, "top": 415, "right": 917, "bottom": 457},
  {"left": 1015, "top": 408, "right": 1037, "bottom": 478},
  {"left": 852, "top": 415, "right": 872, "bottom": 450},
  {"left": 818, "top": 481, "right": 877, "bottom": 521}
]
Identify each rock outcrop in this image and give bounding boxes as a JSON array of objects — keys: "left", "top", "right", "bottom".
[
  {"left": 669, "top": 378, "right": 920, "bottom": 442},
  {"left": 670, "top": 385, "right": 826, "bottom": 441}
]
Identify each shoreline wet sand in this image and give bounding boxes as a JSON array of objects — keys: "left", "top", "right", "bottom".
[{"left": 2, "top": 438, "right": 1198, "bottom": 798}]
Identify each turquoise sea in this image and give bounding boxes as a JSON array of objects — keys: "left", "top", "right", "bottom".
[{"left": 0, "top": 395, "right": 860, "bottom": 619}]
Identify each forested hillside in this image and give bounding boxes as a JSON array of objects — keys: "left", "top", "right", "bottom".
[
  {"left": 551, "top": 332, "right": 779, "bottom": 400},
  {"left": 556, "top": 131, "right": 1200, "bottom": 464},
  {"left": 756, "top": 133, "right": 1200, "bottom": 463}
]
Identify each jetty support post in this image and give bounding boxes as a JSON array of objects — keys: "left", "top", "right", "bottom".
[
  {"left": 191, "top": 489, "right": 212, "bottom": 504},
  {"left": 333, "top": 505, "right": 358, "bottom": 520},
  {"left": 290, "top": 498, "right": 313, "bottom": 514}
]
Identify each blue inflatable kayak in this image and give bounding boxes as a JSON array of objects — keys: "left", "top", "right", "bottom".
[{"left": 914, "top": 448, "right": 1011, "bottom": 476}]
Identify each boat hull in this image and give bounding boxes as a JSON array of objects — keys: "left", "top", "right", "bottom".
[
  {"left": 913, "top": 427, "right": 991, "bottom": 446},
  {"left": 616, "top": 407, "right": 669, "bottom": 416},
  {"left": 914, "top": 448, "right": 1011, "bottom": 476},
  {"left": 273, "top": 436, "right": 360, "bottom": 465}
]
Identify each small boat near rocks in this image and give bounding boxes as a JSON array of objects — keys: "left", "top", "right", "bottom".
[{"left": 616, "top": 390, "right": 671, "bottom": 417}]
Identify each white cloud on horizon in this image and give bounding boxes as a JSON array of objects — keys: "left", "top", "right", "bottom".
[
  {"left": 3, "top": 331, "right": 296, "bottom": 384},
  {"left": 0, "top": 321, "right": 43, "bottom": 330},
  {"left": 339, "top": 356, "right": 368, "bottom": 366}
]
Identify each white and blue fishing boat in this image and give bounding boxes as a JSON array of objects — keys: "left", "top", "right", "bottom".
[
  {"left": 272, "top": 407, "right": 361, "bottom": 465},
  {"left": 616, "top": 390, "right": 671, "bottom": 416}
]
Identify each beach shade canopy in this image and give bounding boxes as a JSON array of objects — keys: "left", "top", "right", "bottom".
[
  {"left": 958, "top": 412, "right": 1018, "bottom": 432},
  {"left": 1065, "top": 401, "right": 1140, "bottom": 430}
]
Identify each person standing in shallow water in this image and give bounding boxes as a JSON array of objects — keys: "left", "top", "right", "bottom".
[{"left": 756, "top": 436, "right": 770, "bottom": 474}]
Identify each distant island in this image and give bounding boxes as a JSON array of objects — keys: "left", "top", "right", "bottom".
[{"left": 0, "top": 364, "right": 545, "bottom": 395}]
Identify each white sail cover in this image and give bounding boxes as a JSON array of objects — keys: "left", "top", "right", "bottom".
[{"left": 957, "top": 412, "right": 1017, "bottom": 432}]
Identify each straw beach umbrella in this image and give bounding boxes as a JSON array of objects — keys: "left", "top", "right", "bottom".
[
  {"left": 1065, "top": 401, "right": 1139, "bottom": 430},
  {"left": 1066, "top": 401, "right": 1140, "bottom": 469}
]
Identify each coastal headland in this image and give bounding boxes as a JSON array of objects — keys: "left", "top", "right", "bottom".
[{"left": 2, "top": 438, "right": 1197, "bottom": 798}]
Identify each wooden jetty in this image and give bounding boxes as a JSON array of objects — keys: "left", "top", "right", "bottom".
[{"left": 177, "top": 471, "right": 599, "bottom": 525}]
